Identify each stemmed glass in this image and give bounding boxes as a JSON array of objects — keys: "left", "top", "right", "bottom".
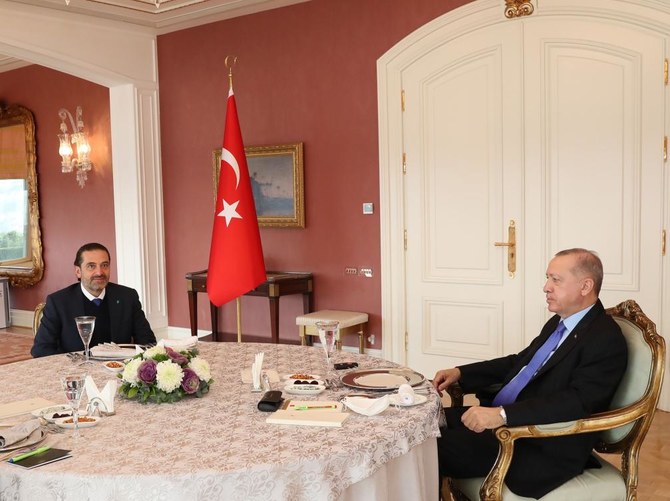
[
  {"left": 59, "top": 371, "right": 87, "bottom": 440},
  {"left": 316, "top": 320, "right": 339, "bottom": 374},
  {"left": 75, "top": 316, "right": 96, "bottom": 365}
]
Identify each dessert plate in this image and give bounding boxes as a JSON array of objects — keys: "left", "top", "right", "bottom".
[{"left": 388, "top": 394, "right": 428, "bottom": 407}]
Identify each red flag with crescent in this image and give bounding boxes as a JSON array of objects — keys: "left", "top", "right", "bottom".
[{"left": 207, "top": 86, "right": 266, "bottom": 307}]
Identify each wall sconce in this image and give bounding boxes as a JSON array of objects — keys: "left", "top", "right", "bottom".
[{"left": 58, "top": 106, "right": 92, "bottom": 188}]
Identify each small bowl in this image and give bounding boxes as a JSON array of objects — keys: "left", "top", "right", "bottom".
[
  {"left": 103, "top": 360, "right": 125, "bottom": 373},
  {"left": 54, "top": 415, "right": 100, "bottom": 429}
]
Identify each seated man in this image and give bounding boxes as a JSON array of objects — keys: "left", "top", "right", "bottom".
[
  {"left": 433, "top": 248, "right": 627, "bottom": 498},
  {"left": 31, "top": 242, "right": 156, "bottom": 358}
]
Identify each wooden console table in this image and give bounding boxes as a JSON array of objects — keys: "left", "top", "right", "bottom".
[{"left": 185, "top": 270, "right": 313, "bottom": 343}]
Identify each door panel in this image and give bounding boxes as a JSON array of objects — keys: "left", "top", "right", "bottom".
[
  {"left": 401, "top": 16, "right": 665, "bottom": 379},
  {"left": 402, "top": 23, "right": 524, "bottom": 376}
]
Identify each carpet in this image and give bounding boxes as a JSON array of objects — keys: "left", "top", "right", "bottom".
[{"left": 0, "top": 330, "right": 33, "bottom": 365}]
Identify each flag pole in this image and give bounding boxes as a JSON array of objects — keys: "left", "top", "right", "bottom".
[
  {"left": 236, "top": 297, "right": 242, "bottom": 343},
  {"left": 226, "top": 55, "right": 242, "bottom": 344}
]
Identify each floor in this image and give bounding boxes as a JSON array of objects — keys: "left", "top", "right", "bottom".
[{"left": 3, "top": 325, "right": 669, "bottom": 499}]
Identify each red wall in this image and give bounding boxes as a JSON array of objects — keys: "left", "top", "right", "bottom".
[
  {"left": 1, "top": 66, "right": 115, "bottom": 309},
  {"left": 158, "top": 0, "right": 467, "bottom": 346},
  {"left": 2, "top": 0, "right": 469, "bottom": 349}
]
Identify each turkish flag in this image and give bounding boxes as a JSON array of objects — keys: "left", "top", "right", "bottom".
[{"left": 207, "top": 87, "right": 266, "bottom": 307}]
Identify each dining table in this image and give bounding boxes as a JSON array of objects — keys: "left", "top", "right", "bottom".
[{"left": 0, "top": 342, "right": 441, "bottom": 501}]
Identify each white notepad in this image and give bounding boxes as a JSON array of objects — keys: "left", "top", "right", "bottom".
[
  {"left": 0, "top": 398, "right": 56, "bottom": 420},
  {"left": 266, "top": 402, "right": 347, "bottom": 427}
]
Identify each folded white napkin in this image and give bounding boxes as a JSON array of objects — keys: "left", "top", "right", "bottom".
[
  {"left": 90, "top": 344, "right": 141, "bottom": 359},
  {"left": 158, "top": 337, "right": 198, "bottom": 350},
  {"left": 251, "top": 352, "right": 264, "bottom": 390},
  {"left": 342, "top": 395, "right": 390, "bottom": 416},
  {"left": 85, "top": 376, "right": 117, "bottom": 414},
  {"left": 0, "top": 419, "right": 41, "bottom": 448},
  {"left": 397, "top": 383, "right": 415, "bottom": 405}
]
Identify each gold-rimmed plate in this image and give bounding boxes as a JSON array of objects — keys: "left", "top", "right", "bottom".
[{"left": 341, "top": 368, "right": 426, "bottom": 390}]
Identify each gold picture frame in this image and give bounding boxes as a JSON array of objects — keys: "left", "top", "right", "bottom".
[{"left": 213, "top": 142, "right": 305, "bottom": 228}]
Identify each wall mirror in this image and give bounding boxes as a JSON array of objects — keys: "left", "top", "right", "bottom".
[{"left": 0, "top": 103, "right": 43, "bottom": 287}]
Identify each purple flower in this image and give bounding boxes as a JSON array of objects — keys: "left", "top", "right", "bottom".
[
  {"left": 181, "top": 368, "right": 200, "bottom": 394},
  {"left": 166, "top": 347, "right": 189, "bottom": 365},
  {"left": 138, "top": 359, "right": 157, "bottom": 384}
]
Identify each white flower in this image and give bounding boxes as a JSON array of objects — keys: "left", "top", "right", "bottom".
[
  {"left": 189, "top": 357, "right": 211, "bottom": 381},
  {"left": 122, "top": 358, "right": 143, "bottom": 385},
  {"left": 156, "top": 360, "right": 184, "bottom": 393},
  {"left": 143, "top": 345, "right": 166, "bottom": 359}
]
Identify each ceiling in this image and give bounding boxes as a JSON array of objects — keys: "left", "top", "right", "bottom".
[{"left": 1, "top": 0, "right": 309, "bottom": 69}]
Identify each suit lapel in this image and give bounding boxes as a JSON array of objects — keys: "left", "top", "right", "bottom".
[
  {"left": 106, "top": 285, "right": 120, "bottom": 341},
  {"left": 537, "top": 300, "right": 605, "bottom": 375}
]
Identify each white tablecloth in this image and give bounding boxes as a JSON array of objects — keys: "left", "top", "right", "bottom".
[{"left": 0, "top": 342, "right": 440, "bottom": 500}]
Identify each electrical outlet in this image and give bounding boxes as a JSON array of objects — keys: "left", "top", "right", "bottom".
[
  {"left": 359, "top": 267, "right": 373, "bottom": 278},
  {"left": 345, "top": 267, "right": 358, "bottom": 275},
  {"left": 368, "top": 334, "right": 375, "bottom": 346}
]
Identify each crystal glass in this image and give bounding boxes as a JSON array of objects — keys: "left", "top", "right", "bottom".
[
  {"left": 60, "top": 370, "right": 87, "bottom": 440},
  {"left": 316, "top": 320, "right": 339, "bottom": 372},
  {"left": 75, "top": 316, "right": 96, "bottom": 365}
]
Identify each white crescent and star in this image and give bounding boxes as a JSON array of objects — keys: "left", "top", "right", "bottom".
[{"left": 217, "top": 147, "right": 243, "bottom": 227}]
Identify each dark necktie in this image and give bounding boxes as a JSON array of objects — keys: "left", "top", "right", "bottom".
[
  {"left": 492, "top": 321, "right": 567, "bottom": 407},
  {"left": 92, "top": 298, "right": 103, "bottom": 306}
]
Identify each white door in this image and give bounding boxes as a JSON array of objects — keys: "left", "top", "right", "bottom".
[{"left": 398, "top": 11, "right": 666, "bottom": 379}]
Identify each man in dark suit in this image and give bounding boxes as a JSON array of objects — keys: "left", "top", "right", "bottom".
[
  {"left": 31, "top": 242, "right": 156, "bottom": 358},
  {"left": 433, "top": 248, "right": 627, "bottom": 498}
]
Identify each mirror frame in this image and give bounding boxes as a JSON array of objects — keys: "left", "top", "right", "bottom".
[{"left": 0, "top": 104, "right": 43, "bottom": 287}]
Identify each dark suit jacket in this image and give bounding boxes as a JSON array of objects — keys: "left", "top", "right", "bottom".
[
  {"left": 31, "top": 282, "right": 156, "bottom": 358},
  {"left": 454, "top": 299, "right": 627, "bottom": 498}
]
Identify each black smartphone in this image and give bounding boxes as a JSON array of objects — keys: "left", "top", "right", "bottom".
[{"left": 333, "top": 362, "right": 359, "bottom": 370}]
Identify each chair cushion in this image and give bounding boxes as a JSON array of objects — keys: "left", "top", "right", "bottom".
[
  {"left": 296, "top": 310, "right": 368, "bottom": 329},
  {"left": 451, "top": 455, "right": 626, "bottom": 500}
]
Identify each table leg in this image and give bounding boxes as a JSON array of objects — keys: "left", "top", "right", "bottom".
[
  {"left": 302, "top": 291, "right": 313, "bottom": 314},
  {"left": 209, "top": 301, "right": 219, "bottom": 342},
  {"left": 187, "top": 290, "right": 198, "bottom": 337},
  {"left": 269, "top": 297, "right": 279, "bottom": 343}
]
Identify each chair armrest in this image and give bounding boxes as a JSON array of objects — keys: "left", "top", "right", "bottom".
[
  {"left": 478, "top": 399, "right": 650, "bottom": 501},
  {"left": 446, "top": 382, "right": 465, "bottom": 407}
]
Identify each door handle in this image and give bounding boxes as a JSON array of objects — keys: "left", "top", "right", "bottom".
[{"left": 494, "top": 220, "right": 516, "bottom": 277}]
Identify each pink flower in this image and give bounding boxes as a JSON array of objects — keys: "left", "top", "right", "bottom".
[
  {"left": 166, "top": 347, "right": 188, "bottom": 365},
  {"left": 181, "top": 368, "right": 200, "bottom": 394}
]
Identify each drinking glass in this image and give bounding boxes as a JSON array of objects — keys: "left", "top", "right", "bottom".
[
  {"left": 75, "top": 316, "right": 96, "bottom": 365},
  {"left": 60, "top": 371, "right": 87, "bottom": 440},
  {"left": 316, "top": 320, "right": 339, "bottom": 372}
]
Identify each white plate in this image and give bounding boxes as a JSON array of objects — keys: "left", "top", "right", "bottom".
[
  {"left": 389, "top": 394, "right": 428, "bottom": 407},
  {"left": 102, "top": 360, "right": 125, "bottom": 373},
  {"left": 283, "top": 385, "right": 326, "bottom": 396},
  {"left": 30, "top": 404, "right": 71, "bottom": 420},
  {"left": 54, "top": 416, "right": 101, "bottom": 429},
  {"left": 282, "top": 373, "right": 322, "bottom": 380},
  {"left": 0, "top": 427, "right": 47, "bottom": 452}
]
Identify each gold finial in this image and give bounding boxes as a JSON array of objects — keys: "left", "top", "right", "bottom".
[{"left": 225, "top": 56, "right": 238, "bottom": 91}]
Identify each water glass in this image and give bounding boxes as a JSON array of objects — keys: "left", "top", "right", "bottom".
[
  {"left": 75, "top": 316, "right": 96, "bottom": 365},
  {"left": 60, "top": 370, "right": 87, "bottom": 440},
  {"left": 316, "top": 320, "right": 339, "bottom": 371}
]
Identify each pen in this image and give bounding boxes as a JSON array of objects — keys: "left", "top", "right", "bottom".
[
  {"left": 9, "top": 446, "right": 50, "bottom": 463},
  {"left": 292, "top": 405, "right": 337, "bottom": 410}
]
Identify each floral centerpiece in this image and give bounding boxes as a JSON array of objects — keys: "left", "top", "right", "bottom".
[{"left": 118, "top": 345, "right": 213, "bottom": 403}]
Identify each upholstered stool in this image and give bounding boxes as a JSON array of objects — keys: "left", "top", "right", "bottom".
[{"left": 296, "top": 310, "right": 368, "bottom": 354}]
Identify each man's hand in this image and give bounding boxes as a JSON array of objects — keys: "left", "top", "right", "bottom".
[
  {"left": 461, "top": 406, "right": 506, "bottom": 433},
  {"left": 432, "top": 368, "right": 462, "bottom": 394}
]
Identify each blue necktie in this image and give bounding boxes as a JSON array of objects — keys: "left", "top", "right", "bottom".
[
  {"left": 92, "top": 298, "right": 103, "bottom": 306},
  {"left": 492, "top": 321, "right": 567, "bottom": 407}
]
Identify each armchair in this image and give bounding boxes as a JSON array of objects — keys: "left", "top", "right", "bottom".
[
  {"left": 446, "top": 299, "right": 665, "bottom": 501},
  {"left": 32, "top": 302, "right": 45, "bottom": 337}
]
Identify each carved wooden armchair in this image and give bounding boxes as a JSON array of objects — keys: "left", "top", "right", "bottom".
[
  {"left": 32, "top": 302, "right": 45, "bottom": 337},
  {"left": 445, "top": 299, "right": 665, "bottom": 501}
]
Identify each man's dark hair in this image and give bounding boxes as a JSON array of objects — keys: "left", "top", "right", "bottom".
[{"left": 74, "top": 243, "right": 111, "bottom": 267}]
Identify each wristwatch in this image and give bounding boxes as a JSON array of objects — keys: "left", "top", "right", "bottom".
[{"left": 499, "top": 406, "right": 507, "bottom": 425}]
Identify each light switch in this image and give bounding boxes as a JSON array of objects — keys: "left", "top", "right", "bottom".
[{"left": 362, "top": 202, "right": 374, "bottom": 215}]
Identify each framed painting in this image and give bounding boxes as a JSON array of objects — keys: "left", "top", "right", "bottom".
[{"left": 213, "top": 142, "right": 304, "bottom": 228}]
